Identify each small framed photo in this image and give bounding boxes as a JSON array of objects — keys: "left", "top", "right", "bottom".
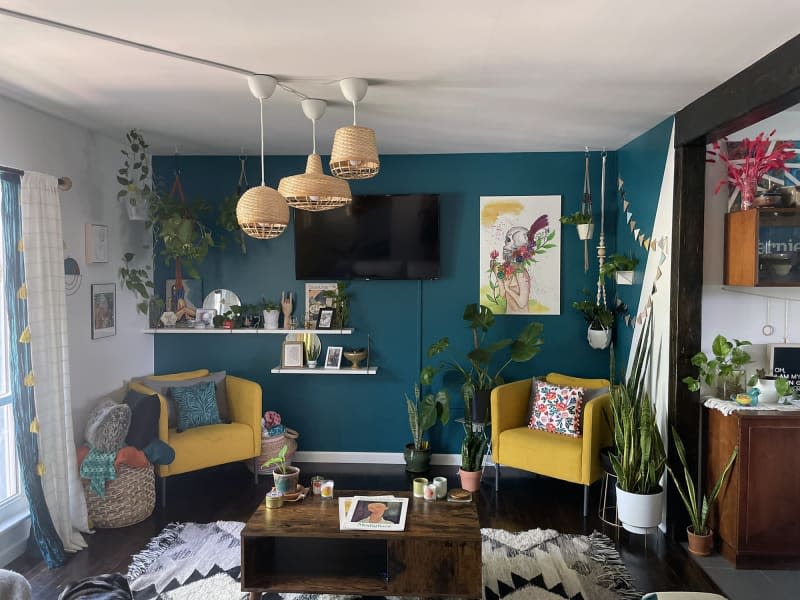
[
  {"left": 91, "top": 283, "right": 116, "bottom": 339},
  {"left": 282, "top": 341, "right": 305, "bottom": 368},
  {"left": 316, "top": 307, "right": 335, "bottom": 330},
  {"left": 85, "top": 224, "right": 109, "bottom": 263},
  {"left": 325, "top": 346, "right": 343, "bottom": 369},
  {"left": 195, "top": 308, "right": 217, "bottom": 328}
]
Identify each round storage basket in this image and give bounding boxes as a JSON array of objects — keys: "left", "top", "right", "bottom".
[
  {"left": 247, "top": 428, "right": 299, "bottom": 474},
  {"left": 83, "top": 464, "right": 155, "bottom": 528}
]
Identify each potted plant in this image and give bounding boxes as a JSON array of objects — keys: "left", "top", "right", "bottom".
[
  {"left": 572, "top": 291, "right": 622, "bottom": 350},
  {"left": 560, "top": 211, "right": 594, "bottom": 240},
  {"left": 600, "top": 254, "right": 639, "bottom": 285},
  {"left": 610, "top": 314, "right": 667, "bottom": 534},
  {"left": 262, "top": 299, "right": 280, "bottom": 329},
  {"left": 118, "top": 252, "right": 155, "bottom": 316},
  {"left": 403, "top": 383, "right": 449, "bottom": 472},
  {"left": 306, "top": 341, "right": 321, "bottom": 368},
  {"left": 682, "top": 335, "right": 751, "bottom": 399},
  {"left": 260, "top": 444, "right": 300, "bottom": 494},
  {"left": 117, "top": 129, "right": 156, "bottom": 221},
  {"left": 322, "top": 281, "right": 350, "bottom": 329},
  {"left": 668, "top": 426, "right": 738, "bottom": 556},
  {"left": 459, "top": 385, "right": 489, "bottom": 492},
  {"left": 424, "top": 303, "right": 545, "bottom": 423}
]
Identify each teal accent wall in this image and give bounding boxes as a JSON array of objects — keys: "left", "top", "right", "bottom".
[
  {"left": 152, "top": 151, "right": 617, "bottom": 453},
  {"left": 614, "top": 117, "right": 675, "bottom": 366}
]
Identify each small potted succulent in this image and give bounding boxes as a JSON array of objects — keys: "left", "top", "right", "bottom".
[
  {"left": 261, "top": 445, "right": 300, "bottom": 494},
  {"left": 306, "top": 342, "right": 321, "bottom": 368},
  {"left": 560, "top": 211, "right": 594, "bottom": 240},
  {"left": 262, "top": 299, "right": 280, "bottom": 330}
]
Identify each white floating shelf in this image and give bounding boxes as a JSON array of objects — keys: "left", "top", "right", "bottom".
[
  {"left": 270, "top": 366, "right": 378, "bottom": 375},
  {"left": 143, "top": 328, "right": 354, "bottom": 335}
]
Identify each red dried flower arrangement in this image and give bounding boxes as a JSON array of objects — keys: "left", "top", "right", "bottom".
[{"left": 707, "top": 130, "right": 796, "bottom": 209}]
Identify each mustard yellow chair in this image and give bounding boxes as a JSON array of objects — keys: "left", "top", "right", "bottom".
[
  {"left": 491, "top": 373, "right": 611, "bottom": 516},
  {"left": 129, "top": 369, "right": 262, "bottom": 505}
]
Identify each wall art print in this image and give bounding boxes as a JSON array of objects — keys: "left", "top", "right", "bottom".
[{"left": 480, "top": 196, "right": 561, "bottom": 315}]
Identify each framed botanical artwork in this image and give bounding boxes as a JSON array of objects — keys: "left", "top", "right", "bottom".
[
  {"left": 91, "top": 283, "right": 116, "bottom": 339},
  {"left": 316, "top": 307, "right": 335, "bottom": 330},
  {"left": 479, "top": 195, "right": 561, "bottom": 315},
  {"left": 305, "top": 282, "right": 337, "bottom": 321},
  {"left": 282, "top": 341, "right": 305, "bottom": 368},
  {"left": 84, "top": 223, "right": 109, "bottom": 263},
  {"left": 325, "top": 346, "right": 343, "bottom": 369}
]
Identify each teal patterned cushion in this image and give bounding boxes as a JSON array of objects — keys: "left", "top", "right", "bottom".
[{"left": 170, "top": 381, "right": 221, "bottom": 432}]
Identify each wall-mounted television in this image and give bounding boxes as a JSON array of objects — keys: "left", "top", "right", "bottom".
[{"left": 294, "top": 194, "right": 440, "bottom": 280}]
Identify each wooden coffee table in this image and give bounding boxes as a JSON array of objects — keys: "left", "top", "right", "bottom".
[{"left": 241, "top": 489, "right": 482, "bottom": 599}]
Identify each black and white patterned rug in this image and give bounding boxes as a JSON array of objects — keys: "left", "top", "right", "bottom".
[{"left": 126, "top": 522, "right": 640, "bottom": 599}]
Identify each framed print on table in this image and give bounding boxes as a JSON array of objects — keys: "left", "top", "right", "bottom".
[
  {"left": 316, "top": 307, "right": 335, "bottom": 329},
  {"left": 282, "top": 341, "right": 305, "bottom": 368},
  {"left": 91, "top": 283, "right": 116, "bottom": 339},
  {"left": 305, "top": 282, "right": 337, "bottom": 321},
  {"left": 325, "top": 346, "right": 343, "bottom": 369}
]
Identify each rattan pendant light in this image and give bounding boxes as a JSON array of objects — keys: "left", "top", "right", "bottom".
[
  {"left": 330, "top": 78, "right": 380, "bottom": 180},
  {"left": 236, "top": 75, "right": 290, "bottom": 239},
  {"left": 278, "top": 99, "right": 352, "bottom": 211}
]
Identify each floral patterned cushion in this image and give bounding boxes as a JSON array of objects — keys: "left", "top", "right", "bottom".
[{"left": 528, "top": 380, "right": 585, "bottom": 437}]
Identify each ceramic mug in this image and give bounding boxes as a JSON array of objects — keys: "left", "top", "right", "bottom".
[
  {"left": 412, "top": 477, "right": 428, "bottom": 497},
  {"left": 433, "top": 476, "right": 448, "bottom": 499}
]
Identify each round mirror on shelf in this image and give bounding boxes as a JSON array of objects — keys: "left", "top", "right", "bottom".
[{"left": 203, "top": 289, "right": 241, "bottom": 315}]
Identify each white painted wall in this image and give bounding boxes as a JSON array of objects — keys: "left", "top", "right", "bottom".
[
  {"left": 0, "top": 94, "right": 154, "bottom": 438},
  {"left": 702, "top": 141, "right": 800, "bottom": 376}
]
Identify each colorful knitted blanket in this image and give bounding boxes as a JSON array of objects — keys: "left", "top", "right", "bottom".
[{"left": 79, "top": 448, "right": 117, "bottom": 497}]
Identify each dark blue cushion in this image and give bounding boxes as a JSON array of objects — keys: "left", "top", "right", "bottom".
[
  {"left": 171, "top": 381, "right": 221, "bottom": 432},
  {"left": 123, "top": 390, "right": 160, "bottom": 449}
]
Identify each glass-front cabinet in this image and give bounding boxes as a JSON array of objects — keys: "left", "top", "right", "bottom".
[{"left": 725, "top": 208, "right": 800, "bottom": 286}]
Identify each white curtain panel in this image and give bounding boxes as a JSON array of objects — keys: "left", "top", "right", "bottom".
[{"left": 21, "top": 172, "right": 89, "bottom": 552}]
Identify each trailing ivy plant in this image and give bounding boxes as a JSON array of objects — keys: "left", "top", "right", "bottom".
[
  {"left": 559, "top": 211, "right": 593, "bottom": 225},
  {"left": 217, "top": 192, "right": 247, "bottom": 254},
  {"left": 118, "top": 252, "right": 154, "bottom": 315},
  {"left": 117, "top": 129, "right": 155, "bottom": 208}
]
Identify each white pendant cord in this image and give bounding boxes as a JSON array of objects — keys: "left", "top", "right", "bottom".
[
  {"left": 600, "top": 150, "right": 606, "bottom": 233},
  {"left": 352, "top": 101, "right": 358, "bottom": 126},
  {"left": 311, "top": 118, "right": 317, "bottom": 155},
  {"left": 258, "top": 97, "right": 265, "bottom": 186}
]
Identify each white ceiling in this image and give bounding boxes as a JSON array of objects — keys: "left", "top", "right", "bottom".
[{"left": 0, "top": 1, "right": 798, "bottom": 155}]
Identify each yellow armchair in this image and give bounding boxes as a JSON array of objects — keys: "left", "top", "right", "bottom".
[
  {"left": 129, "top": 369, "right": 262, "bottom": 505},
  {"left": 490, "top": 373, "right": 611, "bottom": 516}
]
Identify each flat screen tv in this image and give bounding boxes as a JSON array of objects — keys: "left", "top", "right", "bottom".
[{"left": 294, "top": 194, "right": 440, "bottom": 280}]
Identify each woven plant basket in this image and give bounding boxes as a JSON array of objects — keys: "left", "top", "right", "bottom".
[
  {"left": 83, "top": 464, "right": 155, "bottom": 528},
  {"left": 236, "top": 185, "right": 290, "bottom": 239},
  {"left": 278, "top": 154, "right": 352, "bottom": 212},
  {"left": 330, "top": 126, "right": 380, "bottom": 179},
  {"left": 248, "top": 427, "right": 299, "bottom": 474}
]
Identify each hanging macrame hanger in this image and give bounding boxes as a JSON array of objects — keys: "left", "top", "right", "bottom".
[
  {"left": 596, "top": 150, "right": 607, "bottom": 308},
  {"left": 236, "top": 152, "right": 248, "bottom": 196},
  {"left": 168, "top": 148, "right": 188, "bottom": 288},
  {"left": 582, "top": 147, "right": 592, "bottom": 272}
]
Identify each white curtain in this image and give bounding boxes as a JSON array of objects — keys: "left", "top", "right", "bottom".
[{"left": 20, "top": 172, "right": 88, "bottom": 553}]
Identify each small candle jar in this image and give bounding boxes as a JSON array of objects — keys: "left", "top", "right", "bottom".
[
  {"left": 423, "top": 483, "right": 436, "bottom": 501},
  {"left": 412, "top": 477, "right": 428, "bottom": 498},
  {"left": 320, "top": 479, "right": 335, "bottom": 499},
  {"left": 265, "top": 490, "right": 284, "bottom": 509},
  {"left": 311, "top": 475, "right": 325, "bottom": 495},
  {"left": 433, "top": 476, "right": 448, "bottom": 499}
]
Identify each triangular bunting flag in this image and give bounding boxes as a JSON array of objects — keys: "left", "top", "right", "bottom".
[
  {"left": 624, "top": 315, "right": 631, "bottom": 326},
  {"left": 659, "top": 252, "right": 667, "bottom": 265},
  {"left": 623, "top": 199, "right": 630, "bottom": 211},
  {"left": 629, "top": 222, "right": 635, "bottom": 232},
  {"left": 647, "top": 297, "right": 653, "bottom": 308},
  {"left": 633, "top": 228, "right": 640, "bottom": 239},
  {"left": 643, "top": 238, "right": 650, "bottom": 251},
  {"left": 618, "top": 176, "right": 624, "bottom": 189},
  {"left": 652, "top": 283, "right": 658, "bottom": 294},
  {"left": 656, "top": 266, "right": 663, "bottom": 280},
  {"left": 626, "top": 211, "right": 632, "bottom": 224}
]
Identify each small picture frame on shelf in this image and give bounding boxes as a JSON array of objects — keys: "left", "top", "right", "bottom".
[
  {"left": 194, "top": 308, "right": 216, "bottom": 328},
  {"left": 325, "top": 346, "right": 343, "bottom": 369},
  {"left": 316, "top": 307, "right": 335, "bottom": 330},
  {"left": 282, "top": 341, "right": 305, "bottom": 368}
]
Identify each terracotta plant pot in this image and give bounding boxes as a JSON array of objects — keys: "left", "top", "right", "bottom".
[
  {"left": 403, "top": 444, "right": 431, "bottom": 473},
  {"left": 687, "top": 526, "right": 714, "bottom": 556},
  {"left": 459, "top": 468, "right": 482, "bottom": 492}
]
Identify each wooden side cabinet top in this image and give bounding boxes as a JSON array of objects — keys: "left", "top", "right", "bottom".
[{"left": 724, "top": 207, "right": 800, "bottom": 287}]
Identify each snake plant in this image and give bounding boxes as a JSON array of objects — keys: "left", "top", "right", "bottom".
[{"left": 405, "top": 383, "right": 449, "bottom": 451}]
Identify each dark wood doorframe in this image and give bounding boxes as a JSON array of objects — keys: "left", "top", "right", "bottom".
[{"left": 669, "top": 34, "right": 800, "bottom": 535}]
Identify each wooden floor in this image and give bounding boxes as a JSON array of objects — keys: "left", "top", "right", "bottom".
[{"left": 9, "top": 461, "right": 721, "bottom": 598}]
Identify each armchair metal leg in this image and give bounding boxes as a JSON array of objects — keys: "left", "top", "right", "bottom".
[
  {"left": 495, "top": 463, "right": 500, "bottom": 493},
  {"left": 253, "top": 458, "right": 258, "bottom": 484},
  {"left": 161, "top": 477, "right": 167, "bottom": 509},
  {"left": 583, "top": 484, "right": 589, "bottom": 517}
]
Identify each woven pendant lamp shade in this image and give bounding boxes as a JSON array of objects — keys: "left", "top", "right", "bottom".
[
  {"left": 330, "top": 125, "right": 380, "bottom": 179},
  {"left": 278, "top": 154, "right": 352, "bottom": 211},
  {"left": 236, "top": 185, "right": 290, "bottom": 239}
]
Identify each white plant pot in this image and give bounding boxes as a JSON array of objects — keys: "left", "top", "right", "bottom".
[
  {"left": 615, "top": 270, "right": 634, "bottom": 285},
  {"left": 577, "top": 223, "right": 594, "bottom": 240},
  {"left": 263, "top": 310, "right": 280, "bottom": 330},
  {"left": 755, "top": 378, "right": 779, "bottom": 404},
  {"left": 126, "top": 199, "right": 149, "bottom": 221},
  {"left": 307, "top": 360, "right": 318, "bottom": 369},
  {"left": 616, "top": 485, "right": 664, "bottom": 534},
  {"left": 587, "top": 327, "right": 612, "bottom": 350}
]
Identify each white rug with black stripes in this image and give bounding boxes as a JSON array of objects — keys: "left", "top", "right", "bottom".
[{"left": 126, "top": 522, "right": 639, "bottom": 599}]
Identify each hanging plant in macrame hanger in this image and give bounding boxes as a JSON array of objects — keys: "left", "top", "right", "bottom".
[
  {"left": 560, "top": 148, "right": 594, "bottom": 272},
  {"left": 218, "top": 155, "right": 249, "bottom": 254}
]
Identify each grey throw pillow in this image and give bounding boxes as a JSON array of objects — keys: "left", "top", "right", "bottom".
[
  {"left": 85, "top": 398, "right": 132, "bottom": 453},
  {"left": 136, "top": 371, "right": 229, "bottom": 428}
]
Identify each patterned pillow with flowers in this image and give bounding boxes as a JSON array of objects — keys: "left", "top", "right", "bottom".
[{"left": 528, "top": 380, "right": 585, "bottom": 437}]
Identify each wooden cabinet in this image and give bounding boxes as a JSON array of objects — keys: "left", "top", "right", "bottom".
[
  {"left": 724, "top": 208, "right": 800, "bottom": 286},
  {"left": 706, "top": 408, "right": 800, "bottom": 568}
]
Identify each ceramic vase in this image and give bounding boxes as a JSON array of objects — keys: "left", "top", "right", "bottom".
[
  {"left": 754, "top": 377, "right": 779, "bottom": 404},
  {"left": 263, "top": 310, "right": 280, "bottom": 329}
]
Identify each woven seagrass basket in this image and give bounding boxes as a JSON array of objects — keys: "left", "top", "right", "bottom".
[
  {"left": 247, "top": 428, "right": 299, "bottom": 474},
  {"left": 83, "top": 464, "right": 155, "bottom": 528}
]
